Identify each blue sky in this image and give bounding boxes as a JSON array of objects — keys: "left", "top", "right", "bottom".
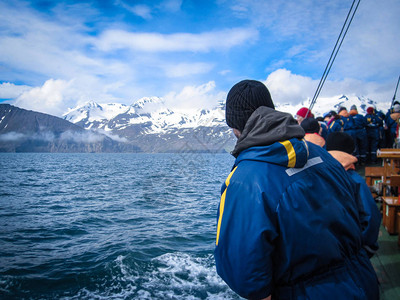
[{"left": 0, "top": 0, "right": 399, "bottom": 116}]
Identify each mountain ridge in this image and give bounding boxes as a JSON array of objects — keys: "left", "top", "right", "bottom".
[
  {"left": 0, "top": 104, "right": 141, "bottom": 153},
  {"left": 0, "top": 94, "right": 390, "bottom": 153},
  {"left": 61, "top": 94, "right": 388, "bottom": 153},
  {"left": 62, "top": 97, "right": 233, "bottom": 153}
]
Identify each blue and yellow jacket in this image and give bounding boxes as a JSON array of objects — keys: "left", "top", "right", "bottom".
[
  {"left": 351, "top": 113, "right": 368, "bottom": 130},
  {"left": 214, "top": 107, "right": 379, "bottom": 299},
  {"left": 328, "top": 117, "right": 343, "bottom": 134}
]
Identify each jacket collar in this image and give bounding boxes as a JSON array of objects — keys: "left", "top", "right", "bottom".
[
  {"left": 232, "top": 106, "right": 305, "bottom": 157},
  {"left": 235, "top": 137, "right": 309, "bottom": 168}
]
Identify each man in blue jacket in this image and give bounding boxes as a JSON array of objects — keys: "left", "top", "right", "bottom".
[
  {"left": 214, "top": 80, "right": 379, "bottom": 299},
  {"left": 325, "top": 131, "right": 381, "bottom": 257},
  {"left": 365, "top": 107, "right": 381, "bottom": 164},
  {"left": 349, "top": 105, "right": 368, "bottom": 164}
]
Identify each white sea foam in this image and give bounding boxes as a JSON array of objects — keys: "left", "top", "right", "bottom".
[{"left": 62, "top": 252, "right": 239, "bottom": 299}]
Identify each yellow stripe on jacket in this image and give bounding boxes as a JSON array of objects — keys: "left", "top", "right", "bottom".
[
  {"left": 279, "top": 140, "right": 297, "bottom": 168},
  {"left": 216, "top": 166, "right": 237, "bottom": 246}
]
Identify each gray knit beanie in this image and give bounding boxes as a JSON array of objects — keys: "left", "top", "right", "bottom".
[{"left": 225, "top": 80, "right": 275, "bottom": 131}]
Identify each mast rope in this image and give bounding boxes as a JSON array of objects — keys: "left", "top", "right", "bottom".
[
  {"left": 390, "top": 75, "right": 400, "bottom": 108},
  {"left": 306, "top": 0, "right": 361, "bottom": 117}
]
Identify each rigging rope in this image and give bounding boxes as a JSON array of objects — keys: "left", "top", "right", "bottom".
[
  {"left": 390, "top": 75, "right": 400, "bottom": 108},
  {"left": 306, "top": 0, "right": 361, "bottom": 117}
]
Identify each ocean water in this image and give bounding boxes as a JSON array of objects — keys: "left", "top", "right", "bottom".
[{"left": 0, "top": 153, "right": 239, "bottom": 299}]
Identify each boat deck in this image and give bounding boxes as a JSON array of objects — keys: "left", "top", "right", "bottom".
[
  {"left": 371, "top": 223, "right": 400, "bottom": 299},
  {"left": 357, "top": 163, "right": 400, "bottom": 299}
]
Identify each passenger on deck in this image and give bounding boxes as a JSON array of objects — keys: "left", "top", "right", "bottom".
[
  {"left": 326, "top": 110, "right": 344, "bottom": 134},
  {"left": 349, "top": 105, "right": 368, "bottom": 164},
  {"left": 326, "top": 131, "right": 381, "bottom": 258},
  {"left": 385, "top": 103, "right": 400, "bottom": 148},
  {"left": 295, "top": 107, "right": 313, "bottom": 124},
  {"left": 365, "top": 107, "right": 381, "bottom": 164},
  {"left": 316, "top": 116, "right": 329, "bottom": 140},
  {"left": 338, "top": 106, "right": 355, "bottom": 139},
  {"left": 214, "top": 79, "right": 379, "bottom": 300},
  {"left": 300, "top": 117, "right": 325, "bottom": 148}
]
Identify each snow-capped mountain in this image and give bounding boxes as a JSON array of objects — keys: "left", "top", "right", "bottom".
[
  {"left": 0, "top": 104, "right": 140, "bottom": 153},
  {"left": 62, "top": 94, "right": 390, "bottom": 153},
  {"left": 63, "top": 101, "right": 131, "bottom": 128},
  {"left": 64, "top": 97, "right": 226, "bottom": 132},
  {"left": 63, "top": 97, "right": 232, "bottom": 152}
]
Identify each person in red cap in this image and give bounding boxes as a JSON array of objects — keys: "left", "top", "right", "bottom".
[
  {"left": 300, "top": 117, "right": 325, "bottom": 148},
  {"left": 295, "top": 107, "right": 314, "bottom": 124}
]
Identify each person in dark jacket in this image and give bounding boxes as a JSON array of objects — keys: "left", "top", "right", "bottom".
[
  {"left": 326, "top": 110, "right": 344, "bottom": 134},
  {"left": 300, "top": 117, "right": 325, "bottom": 148},
  {"left": 349, "top": 105, "right": 368, "bottom": 164},
  {"left": 338, "top": 106, "right": 355, "bottom": 138},
  {"left": 214, "top": 79, "right": 379, "bottom": 300},
  {"left": 326, "top": 131, "right": 381, "bottom": 257},
  {"left": 316, "top": 116, "right": 329, "bottom": 140},
  {"left": 385, "top": 104, "right": 400, "bottom": 148},
  {"left": 365, "top": 107, "right": 380, "bottom": 163},
  {"left": 376, "top": 110, "right": 386, "bottom": 149}
]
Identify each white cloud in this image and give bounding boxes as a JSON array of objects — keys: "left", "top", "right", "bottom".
[
  {"left": 0, "top": 1, "right": 139, "bottom": 102},
  {"left": 265, "top": 69, "right": 316, "bottom": 105},
  {"left": 60, "top": 131, "right": 104, "bottom": 143},
  {"left": 14, "top": 79, "right": 72, "bottom": 116},
  {"left": 11, "top": 77, "right": 132, "bottom": 117},
  {"left": 0, "top": 83, "right": 32, "bottom": 99},
  {"left": 129, "top": 4, "right": 153, "bottom": 19},
  {"left": 219, "top": 70, "right": 231, "bottom": 76},
  {"left": 264, "top": 69, "right": 394, "bottom": 106},
  {"left": 229, "top": 1, "right": 345, "bottom": 39},
  {"left": 95, "top": 28, "right": 259, "bottom": 52},
  {"left": 117, "top": 0, "right": 182, "bottom": 18},
  {"left": 0, "top": 131, "right": 56, "bottom": 142},
  {"left": 94, "top": 129, "right": 129, "bottom": 143},
  {"left": 164, "top": 62, "right": 214, "bottom": 78},
  {"left": 229, "top": 0, "right": 400, "bottom": 83},
  {"left": 0, "top": 130, "right": 108, "bottom": 144},
  {"left": 158, "top": 0, "right": 182, "bottom": 12},
  {"left": 1, "top": 0, "right": 398, "bottom": 117},
  {"left": 331, "top": 0, "right": 400, "bottom": 81},
  {"left": 115, "top": 0, "right": 153, "bottom": 19},
  {"left": 163, "top": 81, "right": 226, "bottom": 111},
  {"left": 0, "top": 132, "right": 26, "bottom": 142}
]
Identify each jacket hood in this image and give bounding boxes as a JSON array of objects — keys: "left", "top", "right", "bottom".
[
  {"left": 232, "top": 106, "right": 305, "bottom": 157},
  {"left": 328, "top": 150, "right": 358, "bottom": 170}
]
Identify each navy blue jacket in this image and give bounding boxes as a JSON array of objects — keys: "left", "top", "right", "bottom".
[
  {"left": 215, "top": 107, "right": 379, "bottom": 299},
  {"left": 365, "top": 113, "right": 380, "bottom": 138},
  {"left": 341, "top": 115, "right": 354, "bottom": 131},
  {"left": 348, "top": 170, "right": 381, "bottom": 255},
  {"left": 385, "top": 110, "right": 398, "bottom": 134},
  {"left": 352, "top": 113, "right": 368, "bottom": 130},
  {"left": 328, "top": 118, "right": 343, "bottom": 134}
]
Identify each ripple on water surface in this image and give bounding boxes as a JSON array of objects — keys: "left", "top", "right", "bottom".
[{"left": 0, "top": 153, "right": 237, "bottom": 299}]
